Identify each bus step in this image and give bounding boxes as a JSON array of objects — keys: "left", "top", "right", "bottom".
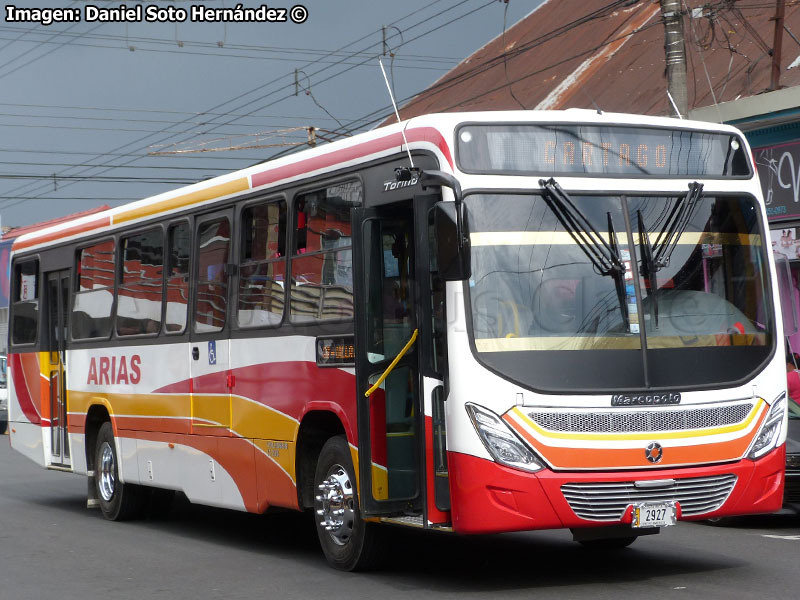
[{"left": 380, "top": 515, "right": 425, "bottom": 528}]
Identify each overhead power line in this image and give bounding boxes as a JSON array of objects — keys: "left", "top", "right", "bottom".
[
  {"left": 0, "top": 0, "right": 470, "bottom": 209},
  {"left": 0, "top": 174, "right": 199, "bottom": 183},
  {"left": 0, "top": 0, "right": 481, "bottom": 208}
]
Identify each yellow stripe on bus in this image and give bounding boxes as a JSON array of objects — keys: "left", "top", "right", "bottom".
[
  {"left": 113, "top": 178, "right": 250, "bottom": 224},
  {"left": 470, "top": 231, "right": 762, "bottom": 247},
  {"left": 475, "top": 334, "right": 767, "bottom": 352},
  {"left": 507, "top": 400, "right": 764, "bottom": 441}
]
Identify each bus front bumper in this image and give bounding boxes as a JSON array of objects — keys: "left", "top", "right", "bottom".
[{"left": 447, "top": 447, "right": 785, "bottom": 535}]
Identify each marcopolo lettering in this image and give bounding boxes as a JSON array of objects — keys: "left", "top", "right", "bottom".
[
  {"left": 611, "top": 392, "right": 681, "bottom": 406},
  {"left": 87, "top": 354, "right": 142, "bottom": 386}
]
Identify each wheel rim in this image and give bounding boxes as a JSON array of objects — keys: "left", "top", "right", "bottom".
[
  {"left": 315, "top": 463, "right": 355, "bottom": 546},
  {"left": 98, "top": 441, "right": 116, "bottom": 502}
]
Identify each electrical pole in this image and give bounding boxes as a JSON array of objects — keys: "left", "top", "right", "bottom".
[
  {"left": 661, "top": 0, "right": 688, "bottom": 117},
  {"left": 770, "top": 0, "right": 786, "bottom": 91}
]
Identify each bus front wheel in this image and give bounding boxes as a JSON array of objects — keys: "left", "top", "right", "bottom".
[
  {"left": 313, "top": 435, "right": 380, "bottom": 571},
  {"left": 94, "top": 422, "right": 145, "bottom": 521}
]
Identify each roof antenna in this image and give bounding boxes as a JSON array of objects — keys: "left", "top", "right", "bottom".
[
  {"left": 379, "top": 57, "right": 416, "bottom": 179},
  {"left": 579, "top": 86, "right": 603, "bottom": 115},
  {"left": 666, "top": 90, "right": 684, "bottom": 119}
]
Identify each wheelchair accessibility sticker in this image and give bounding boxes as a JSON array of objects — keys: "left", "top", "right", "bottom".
[{"left": 208, "top": 341, "right": 217, "bottom": 365}]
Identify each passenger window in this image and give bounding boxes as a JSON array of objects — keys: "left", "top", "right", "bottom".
[
  {"left": 166, "top": 222, "right": 190, "bottom": 334},
  {"left": 194, "top": 218, "right": 230, "bottom": 333},
  {"left": 290, "top": 182, "right": 359, "bottom": 322},
  {"left": 117, "top": 229, "right": 163, "bottom": 336},
  {"left": 238, "top": 200, "right": 286, "bottom": 328},
  {"left": 72, "top": 240, "right": 115, "bottom": 339},
  {"left": 11, "top": 259, "right": 39, "bottom": 345}
]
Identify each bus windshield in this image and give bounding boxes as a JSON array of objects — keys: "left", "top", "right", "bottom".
[{"left": 466, "top": 192, "right": 773, "bottom": 392}]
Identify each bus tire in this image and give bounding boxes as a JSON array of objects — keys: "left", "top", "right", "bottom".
[
  {"left": 313, "top": 435, "right": 381, "bottom": 571},
  {"left": 94, "top": 422, "right": 145, "bottom": 521},
  {"left": 0, "top": 420, "right": 6, "bottom": 435}
]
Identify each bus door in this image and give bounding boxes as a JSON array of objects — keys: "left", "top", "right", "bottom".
[
  {"left": 190, "top": 209, "right": 234, "bottom": 436},
  {"left": 46, "top": 269, "right": 71, "bottom": 467},
  {"left": 353, "top": 194, "right": 448, "bottom": 523}
]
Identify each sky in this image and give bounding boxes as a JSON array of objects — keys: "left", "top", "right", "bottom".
[{"left": 0, "top": 0, "right": 540, "bottom": 229}]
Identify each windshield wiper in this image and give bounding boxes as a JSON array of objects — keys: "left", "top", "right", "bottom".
[
  {"left": 638, "top": 182, "right": 704, "bottom": 328},
  {"left": 652, "top": 181, "right": 703, "bottom": 270},
  {"left": 638, "top": 210, "right": 660, "bottom": 327},
  {"left": 607, "top": 212, "right": 630, "bottom": 329},
  {"left": 539, "top": 178, "right": 629, "bottom": 328}
]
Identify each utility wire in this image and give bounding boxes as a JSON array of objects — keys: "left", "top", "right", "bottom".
[
  {"left": 0, "top": 26, "right": 462, "bottom": 65},
  {"left": 0, "top": 0, "right": 474, "bottom": 208}
]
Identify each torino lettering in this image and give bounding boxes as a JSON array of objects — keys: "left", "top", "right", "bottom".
[{"left": 87, "top": 355, "right": 142, "bottom": 386}]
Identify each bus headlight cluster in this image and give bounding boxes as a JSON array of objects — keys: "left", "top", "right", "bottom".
[
  {"left": 466, "top": 403, "right": 544, "bottom": 472},
  {"left": 748, "top": 394, "right": 786, "bottom": 460}
]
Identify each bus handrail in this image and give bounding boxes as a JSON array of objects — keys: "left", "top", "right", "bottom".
[{"left": 364, "top": 329, "right": 418, "bottom": 398}]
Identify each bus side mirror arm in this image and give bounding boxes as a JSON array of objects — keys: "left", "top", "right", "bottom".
[{"left": 421, "top": 170, "right": 471, "bottom": 281}]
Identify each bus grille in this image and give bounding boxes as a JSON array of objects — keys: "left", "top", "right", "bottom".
[
  {"left": 561, "top": 474, "right": 738, "bottom": 521},
  {"left": 529, "top": 403, "right": 753, "bottom": 434},
  {"left": 785, "top": 466, "right": 800, "bottom": 504}
]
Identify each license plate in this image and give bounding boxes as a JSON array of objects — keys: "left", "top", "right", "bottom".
[{"left": 632, "top": 501, "right": 676, "bottom": 528}]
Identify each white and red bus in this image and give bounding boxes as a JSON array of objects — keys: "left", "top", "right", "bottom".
[{"left": 6, "top": 110, "right": 789, "bottom": 569}]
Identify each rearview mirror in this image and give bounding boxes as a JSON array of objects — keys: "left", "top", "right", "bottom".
[{"left": 433, "top": 202, "right": 470, "bottom": 281}]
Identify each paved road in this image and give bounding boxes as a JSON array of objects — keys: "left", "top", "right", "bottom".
[{"left": 1, "top": 435, "right": 798, "bottom": 600}]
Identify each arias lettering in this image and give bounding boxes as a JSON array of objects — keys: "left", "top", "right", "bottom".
[{"left": 87, "top": 354, "right": 142, "bottom": 385}]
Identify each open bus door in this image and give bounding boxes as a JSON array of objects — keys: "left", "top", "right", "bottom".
[
  {"left": 352, "top": 193, "right": 450, "bottom": 526},
  {"left": 45, "top": 269, "right": 71, "bottom": 468}
]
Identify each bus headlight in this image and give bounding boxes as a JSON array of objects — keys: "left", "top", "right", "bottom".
[
  {"left": 747, "top": 394, "right": 786, "bottom": 460},
  {"left": 466, "top": 403, "right": 544, "bottom": 472}
]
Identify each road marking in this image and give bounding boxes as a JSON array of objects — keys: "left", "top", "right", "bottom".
[{"left": 761, "top": 534, "right": 800, "bottom": 540}]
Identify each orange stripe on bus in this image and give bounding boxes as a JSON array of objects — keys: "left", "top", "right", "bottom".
[
  {"left": 113, "top": 178, "right": 250, "bottom": 224},
  {"left": 12, "top": 215, "right": 112, "bottom": 251},
  {"left": 508, "top": 411, "right": 766, "bottom": 470}
]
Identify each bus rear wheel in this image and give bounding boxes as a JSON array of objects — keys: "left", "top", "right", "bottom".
[
  {"left": 313, "top": 435, "right": 380, "bottom": 571},
  {"left": 94, "top": 422, "right": 145, "bottom": 521}
]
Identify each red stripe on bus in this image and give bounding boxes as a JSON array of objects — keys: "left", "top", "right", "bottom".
[
  {"left": 152, "top": 361, "right": 359, "bottom": 445},
  {"left": 12, "top": 215, "right": 112, "bottom": 251},
  {"left": 250, "top": 127, "right": 454, "bottom": 189},
  {"left": 9, "top": 353, "right": 42, "bottom": 424}
]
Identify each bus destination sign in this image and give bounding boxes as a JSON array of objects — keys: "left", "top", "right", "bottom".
[
  {"left": 316, "top": 335, "right": 356, "bottom": 367},
  {"left": 456, "top": 124, "right": 750, "bottom": 178}
]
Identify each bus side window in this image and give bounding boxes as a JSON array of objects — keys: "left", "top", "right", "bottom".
[
  {"left": 72, "top": 240, "right": 115, "bottom": 340},
  {"left": 194, "top": 218, "right": 230, "bottom": 333},
  {"left": 238, "top": 200, "right": 286, "bottom": 328},
  {"left": 166, "top": 222, "right": 190, "bottom": 334},
  {"left": 290, "top": 183, "right": 359, "bottom": 323},
  {"left": 117, "top": 229, "right": 163, "bottom": 337},
  {"left": 11, "top": 259, "right": 39, "bottom": 346}
]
